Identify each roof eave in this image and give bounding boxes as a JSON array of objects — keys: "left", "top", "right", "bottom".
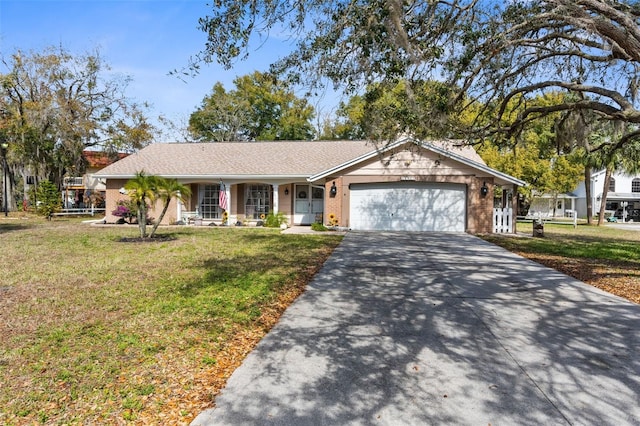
[
  {"left": 420, "top": 141, "right": 526, "bottom": 186},
  {"left": 95, "top": 173, "right": 312, "bottom": 181},
  {"left": 308, "top": 137, "right": 415, "bottom": 182},
  {"left": 309, "top": 137, "right": 526, "bottom": 187}
]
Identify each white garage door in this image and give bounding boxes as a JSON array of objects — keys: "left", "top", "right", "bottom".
[{"left": 349, "top": 182, "right": 467, "bottom": 232}]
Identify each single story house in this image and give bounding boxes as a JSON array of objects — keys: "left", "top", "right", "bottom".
[
  {"left": 527, "top": 192, "right": 579, "bottom": 218},
  {"left": 95, "top": 137, "right": 525, "bottom": 233}
]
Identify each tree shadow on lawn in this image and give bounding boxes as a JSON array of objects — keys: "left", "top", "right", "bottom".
[
  {"left": 176, "top": 232, "right": 339, "bottom": 301},
  {"left": 0, "top": 223, "right": 33, "bottom": 234},
  {"left": 197, "top": 232, "right": 640, "bottom": 425},
  {"left": 485, "top": 234, "right": 640, "bottom": 264},
  {"left": 117, "top": 233, "right": 178, "bottom": 243}
]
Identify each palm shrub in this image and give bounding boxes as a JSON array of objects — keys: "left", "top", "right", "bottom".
[
  {"left": 264, "top": 211, "right": 288, "bottom": 228},
  {"left": 149, "top": 177, "right": 191, "bottom": 237},
  {"left": 123, "top": 171, "right": 157, "bottom": 238}
]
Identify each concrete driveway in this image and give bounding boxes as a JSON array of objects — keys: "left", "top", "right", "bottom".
[{"left": 192, "top": 232, "right": 640, "bottom": 425}]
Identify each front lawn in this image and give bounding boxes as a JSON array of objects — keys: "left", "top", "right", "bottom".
[
  {"left": 0, "top": 217, "right": 342, "bottom": 425},
  {"left": 482, "top": 223, "right": 640, "bottom": 304}
]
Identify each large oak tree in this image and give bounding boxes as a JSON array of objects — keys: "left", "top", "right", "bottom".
[
  {"left": 189, "top": 71, "right": 315, "bottom": 141},
  {"left": 194, "top": 0, "right": 640, "bottom": 149},
  {"left": 0, "top": 46, "right": 155, "bottom": 210}
]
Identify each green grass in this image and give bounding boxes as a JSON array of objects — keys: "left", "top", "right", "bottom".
[
  {"left": 0, "top": 216, "right": 342, "bottom": 424},
  {"left": 484, "top": 222, "right": 640, "bottom": 264}
]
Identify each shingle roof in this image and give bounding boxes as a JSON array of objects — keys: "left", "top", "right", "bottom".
[
  {"left": 94, "top": 139, "right": 489, "bottom": 179},
  {"left": 95, "top": 140, "right": 379, "bottom": 178},
  {"left": 83, "top": 150, "right": 129, "bottom": 168}
]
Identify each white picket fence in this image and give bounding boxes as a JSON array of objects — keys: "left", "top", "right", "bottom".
[{"left": 493, "top": 208, "right": 513, "bottom": 233}]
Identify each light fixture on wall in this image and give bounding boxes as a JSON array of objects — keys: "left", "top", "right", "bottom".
[
  {"left": 329, "top": 181, "right": 337, "bottom": 198},
  {"left": 284, "top": 188, "right": 289, "bottom": 196},
  {"left": 119, "top": 187, "right": 127, "bottom": 195},
  {"left": 480, "top": 182, "right": 489, "bottom": 197}
]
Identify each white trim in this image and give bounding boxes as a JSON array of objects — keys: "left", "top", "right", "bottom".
[
  {"left": 272, "top": 184, "right": 279, "bottom": 214},
  {"left": 176, "top": 190, "right": 182, "bottom": 223},
  {"left": 531, "top": 192, "right": 578, "bottom": 199},
  {"left": 225, "top": 185, "right": 231, "bottom": 217}
]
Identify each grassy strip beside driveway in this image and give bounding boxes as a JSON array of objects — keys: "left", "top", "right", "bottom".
[
  {"left": 481, "top": 223, "right": 640, "bottom": 304},
  {"left": 0, "top": 217, "right": 342, "bottom": 425}
]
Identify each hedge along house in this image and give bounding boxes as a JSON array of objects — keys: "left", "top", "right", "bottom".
[{"left": 94, "top": 137, "right": 525, "bottom": 233}]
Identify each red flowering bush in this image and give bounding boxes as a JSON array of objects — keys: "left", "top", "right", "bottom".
[{"left": 112, "top": 200, "right": 138, "bottom": 224}]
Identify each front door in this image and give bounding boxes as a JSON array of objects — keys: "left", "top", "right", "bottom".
[{"left": 294, "top": 184, "right": 324, "bottom": 225}]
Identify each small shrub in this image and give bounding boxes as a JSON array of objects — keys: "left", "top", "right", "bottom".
[
  {"left": 35, "top": 180, "right": 61, "bottom": 220},
  {"left": 112, "top": 200, "right": 136, "bottom": 224},
  {"left": 112, "top": 199, "right": 151, "bottom": 224},
  {"left": 311, "top": 222, "right": 328, "bottom": 232},
  {"left": 264, "top": 211, "right": 288, "bottom": 228}
]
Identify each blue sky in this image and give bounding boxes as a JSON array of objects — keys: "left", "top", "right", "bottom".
[{"left": 0, "top": 0, "right": 338, "bottom": 140}]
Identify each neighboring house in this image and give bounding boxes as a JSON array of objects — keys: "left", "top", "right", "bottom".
[
  {"left": 94, "top": 137, "right": 525, "bottom": 233},
  {"left": 527, "top": 192, "right": 579, "bottom": 218},
  {"left": 573, "top": 170, "right": 640, "bottom": 222},
  {"left": 63, "top": 151, "right": 129, "bottom": 209}
]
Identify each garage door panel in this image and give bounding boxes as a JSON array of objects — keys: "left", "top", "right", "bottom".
[
  {"left": 350, "top": 183, "right": 466, "bottom": 232},
  {"left": 351, "top": 198, "right": 392, "bottom": 230}
]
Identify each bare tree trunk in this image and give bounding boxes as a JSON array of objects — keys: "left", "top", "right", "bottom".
[
  {"left": 3, "top": 163, "right": 18, "bottom": 213},
  {"left": 597, "top": 166, "right": 613, "bottom": 226},
  {"left": 150, "top": 201, "right": 170, "bottom": 238},
  {"left": 584, "top": 168, "right": 593, "bottom": 224},
  {"left": 137, "top": 202, "right": 148, "bottom": 238}
]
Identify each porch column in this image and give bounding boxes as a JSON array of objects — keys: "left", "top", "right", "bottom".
[
  {"left": 272, "top": 184, "right": 279, "bottom": 214},
  {"left": 176, "top": 190, "right": 182, "bottom": 222},
  {"left": 224, "top": 184, "right": 231, "bottom": 212}
]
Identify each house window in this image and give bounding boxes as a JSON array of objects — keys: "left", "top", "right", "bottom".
[
  {"left": 632, "top": 178, "right": 640, "bottom": 193},
  {"left": 245, "top": 184, "right": 271, "bottom": 219},
  {"left": 608, "top": 177, "right": 616, "bottom": 192},
  {"left": 199, "top": 184, "right": 224, "bottom": 219}
]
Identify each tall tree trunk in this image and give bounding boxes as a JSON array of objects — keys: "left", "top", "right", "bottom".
[
  {"left": 137, "top": 202, "right": 147, "bottom": 238},
  {"left": 597, "top": 166, "right": 613, "bottom": 226},
  {"left": 584, "top": 168, "right": 593, "bottom": 224},
  {"left": 150, "top": 201, "right": 170, "bottom": 238},
  {"left": 3, "top": 163, "right": 18, "bottom": 213}
]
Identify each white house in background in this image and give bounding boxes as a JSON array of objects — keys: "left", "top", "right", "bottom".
[
  {"left": 573, "top": 171, "right": 640, "bottom": 222},
  {"left": 527, "top": 192, "right": 579, "bottom": 218},
  {"left": 532, "top": 171, "right": 640, "bottom": 221}
]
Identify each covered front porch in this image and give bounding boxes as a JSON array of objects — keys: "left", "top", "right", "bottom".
[
  {"left": 528, "top": 193, "right": 578, "bottom": 218},
  {"left": 178, "top": 181, "right": 326, "bottom": 226}
]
